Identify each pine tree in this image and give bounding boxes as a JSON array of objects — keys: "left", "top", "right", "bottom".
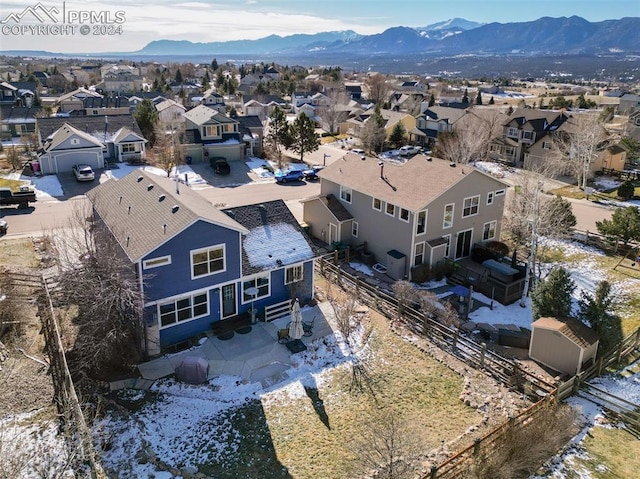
[
  {"left": 596, "top": 206, "right": 640, "bottom": 248},
  {"left": 133, "top": 99, "right": 159, "bottom": 147},
  {"left": 488, "top": 96, "right": 495, "bottom": 105},
  {"left": 461, "top": 88, "right": 469, "bottom": 104},
  {"left": 289, "top": 114, "right": 320, "bottom": 163},
  {"left": 531, "top": 266, "right": 575, "bottom": 320},
  {"left": 174, "top": 69, "right": 183, "bottom": 83},
  {"left": 475, "top": 90, "right": 482, "bottom": 105},
  {"left": 428, "top": 93, "right": 435, "bottom": 107},
  {"left": 617, "top": 180, "right": 635, "bottom": 200},
  {"left": 389, "top": 123, "right": 406, "bottom": 148},
  {"left": 211, "top": 58, "right": 218, "bottom": 71},
  {"left": 578, "top": 281, "right": 620, "bottom": 355}
]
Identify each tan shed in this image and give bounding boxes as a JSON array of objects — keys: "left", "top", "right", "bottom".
[{"left": 529, "top": 317, "right": 599, "bottom": 375}]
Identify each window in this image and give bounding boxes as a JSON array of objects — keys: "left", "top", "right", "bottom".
[
  {"left": 242, "top": 275, "right": 270, "bottom": 302},
  {"left": 143, "top": 255, "right": 171, "bottom": 269},
  {"left": 414, "top": 242, "right": 424, "bottom": 266},
  {"left": 542, "top": 141, "right": 552, "bottom": 150},
  {"left": 352, "top": 221, "right": 359, "bottom": 238},
  {"left": 285, "top": 264, "right": 304, "bottom": 284},
  {"left": 400, "top": 208, "right": 410, "bottom": 222},
  {"left": 522, "top": 130, "right": 534, "bottom": 141},
  {"left": 495, "top": 189, "right": 505, "bottom": 197},
  {"left": 507, "top": 127, "right": 519, "bottom": 138},
  {"left": 483, "top": 221, "right": 497, "bottom": 240},
  {"left": 385, "top": 202, "right": 395, "bottom": 217},
  {"left": 340, "top": 186, "right": 352, "bottom": 203},
  {"left": 504, "top": 146, "right": 515, "bottom": 157},
  {"left": 372, "top": 198, "right": 382, "bottom": 211},
  {"left": 416, "top": 210, "right": 427, "bottom": 235},
  {"left": 70, "top": 138, "right": 80, "bottom": 145},
  {"left": 191, "top": 245, "right": 225, "bottom": 278},
  {"left": 122, "top": 143, "right": 138, "bottom": 153},
  {"left": 204, "top": 125, "right": 220, "bottom": 137},
  {"left": 487, "top": 192, "right": 494, "bottom": 205},
  {"left": 443, "top": 234, "right": 451, "bottom": 257},
  {"left": 462, "top": 196, "right": 479, "bottom": 217},
  {"left": 443, "top": 204, "right": 454, "bottom": 229},
  {"left": 159, "top": 293, "right": 208, "bottom": 328}
]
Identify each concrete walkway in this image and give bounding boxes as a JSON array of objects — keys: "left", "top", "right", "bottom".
[{"left": 132, "top": 303, "right": 336, "bottom": 389}]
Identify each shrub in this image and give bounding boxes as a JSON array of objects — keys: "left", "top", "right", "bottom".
[{"left": 617, "top": 180, "right": 635, "bottom": 200}]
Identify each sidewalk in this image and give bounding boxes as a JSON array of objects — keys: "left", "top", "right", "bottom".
[{"left": 125, "top": 303, "right": 337, "bottom": 390}]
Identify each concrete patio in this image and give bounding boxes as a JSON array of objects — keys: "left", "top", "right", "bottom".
[{"left": 131, "top": 302, "right": 336, "bottom": 389}]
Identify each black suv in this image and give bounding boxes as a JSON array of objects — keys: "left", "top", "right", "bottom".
[{"left": 210, "top": 157, "right": 230, "bottom": 175}]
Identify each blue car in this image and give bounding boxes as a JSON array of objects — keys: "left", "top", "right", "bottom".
[{"left": 275, "top": 170, "right": 305, "bottom": 183}]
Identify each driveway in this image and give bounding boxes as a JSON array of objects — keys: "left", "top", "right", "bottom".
[{"left": 56, "top": 171, "right": 99, "bottom": 199}]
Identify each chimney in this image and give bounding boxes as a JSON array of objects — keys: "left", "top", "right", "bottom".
[{"left": 378, "top": 161, "right": 384, "bottom": 179}]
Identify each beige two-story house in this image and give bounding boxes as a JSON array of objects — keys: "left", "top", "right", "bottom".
[
  {"left": 183, "top": 105, "right": 244, "bottom": 163},
  {"left": 302, "top": 153, "right": 509, "bottom": 281}
]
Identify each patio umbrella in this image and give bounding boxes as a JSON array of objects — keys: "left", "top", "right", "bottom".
[{"left": 288, "top": 299, "right": 304, "bottom": 341}]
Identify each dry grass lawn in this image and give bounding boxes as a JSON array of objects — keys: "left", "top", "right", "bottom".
[
  {"left": 259, "top": 310, "right": 481, "bottom": 479},
  {"left": 574, "top": 426, "right": 640, "bottom": 479}
]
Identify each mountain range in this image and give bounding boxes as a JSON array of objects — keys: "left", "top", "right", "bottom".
[{"left": 132, "top": 16, "right": 639, "bottom": 57}]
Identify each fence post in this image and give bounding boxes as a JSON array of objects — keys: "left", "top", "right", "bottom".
[
  {"left": 333, "top": 250, "right": 339, "bottom": 265},
  {"left": 473, "top": 437, "right": 481, "bottom": 457},
  {"left": 596, "top": 356, "right": 604, "bottom": 377},
  {"left": 320, "top": 257, "right": 325, "bottom": 276},
  {"left": 616, "top": 341, "right": 624, "bottom": 365},
  {"left": 430, "top": 464, "right": 438, "bottom": 479},
  {"left": 452, "top": 329, "right": 458, "bottom": 352},
  {"left": 480, "top": 342, "right": 486, "bottom": 368},
  {"left": 571, "top": 374, "right": 581, "bottom": 395},
  {"left": 345, "top": 247, "right": 350, "bottom": 263}
]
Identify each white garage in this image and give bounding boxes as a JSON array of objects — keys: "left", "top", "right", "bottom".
[{"left": 38, "top": 123, "right": 105, "bottom": 175}]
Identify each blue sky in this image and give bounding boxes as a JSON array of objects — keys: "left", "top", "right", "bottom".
[{"left": 1, "top": 0, "right": 638, "bottom": 53}]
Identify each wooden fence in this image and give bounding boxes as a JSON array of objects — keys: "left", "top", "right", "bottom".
[{"left": 315, "top": 254, "right": 640, "bottom": 478}]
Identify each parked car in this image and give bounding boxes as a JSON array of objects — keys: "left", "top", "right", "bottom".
[
  {"left": 398, "top": 145, "right": 420, "bottom": 156},
  {"left": 350, "top": 148, "right": 365, "bottom": 155},
  {"left": 72, "top": 164, "right": 95, "bottom": 182},
  {"left": 0, "top": 218, "right": 7, "bottom": 235},
  {"left": 303, "top": 165, "right": 325, "bottom": 181},
  {"left": 275, "top": 170, "right": 305, "bottom": 183},
  {"left": 210, "top": 157, "right": 230, "bottom": 175}
]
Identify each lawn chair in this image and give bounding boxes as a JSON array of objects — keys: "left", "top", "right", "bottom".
[
  {"left": 302, "top": 316, "right": 315, "bottom": 337},
  {"left": 277, "top": 328, "right": 290, "bottom": 344}
]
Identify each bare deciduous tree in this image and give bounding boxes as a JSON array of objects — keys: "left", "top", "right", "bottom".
[
  {"left": 52, "top": 202, "right": 146, "bottom": 383},
  {"left": 434, "top": 109, "right": 505, "bottom": 165},
  {"left": 365, "top": 73, "right": 391, "bottom": 106},
  {"left": 149, "top": 119, "right": 186, "bottom": 178},
  {"left": 552, "top": 112, "right": 608, "bottom": 189},
  {"left": 391, "top": 280, "right": 418, "bottom": 319},
  {"left": 317, "top": 86, "right": 350, "bottom": 135},
  {"left": 350, "top": 410, "right": 422, "bottom": 479}
]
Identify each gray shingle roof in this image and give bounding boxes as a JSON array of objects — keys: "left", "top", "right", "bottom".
[
  {"left": 222, "top": 200, "right": 318, "bottom": 275},
  {"left": 37, "top": 114, "right": 142, "bottom": 140},
  {"left": 86, "top": 170, "right": 247, "bottom": 263}
]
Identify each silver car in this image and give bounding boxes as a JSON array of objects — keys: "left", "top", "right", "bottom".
[{"left": 72, "top": 164, "right": 95, "bottom": 182}]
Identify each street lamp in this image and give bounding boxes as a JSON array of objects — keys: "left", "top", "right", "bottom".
[{"left": 323, "top": 153, "right": 331, "bottom": 166}]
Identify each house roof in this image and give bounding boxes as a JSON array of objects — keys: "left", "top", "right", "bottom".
[
  {"left": 184, "top": 104, "right": 236, "bottom": 126},
  {"left": 0, "top": 105, "right": 42, "bottom": 122},
  {"left": 424, "top": 106, "right": 467, "bottom": 124},
  {"left": 37, "top": 114, "right": 143, "bottom": 141},
  {"left": 44, "top": 123, "right": 104, "bottom": 151},
  {"left": 533, "top": 317, "right": 599, "bottom": 348},
  {"left": 235, "top": 115, "right": 263, "bottom": 130},
  {"left": 221, "top": 200, "right": 317, "bottom": 275},
  {"left": 155, "top": 98, "right": 186, "bottom": 113},
  {"left": 112, "top": 127, "right": 146, "bottom": 144},
  {"left": 318, "top": 153, "right": 507, "bottom": 211},
  {"left": 607, "top": 144, "right": 626, "bottom": 155},
  {"left": 86, "top": 170, "right": 248, "bottom": 263},
  {"left": 324, "top": 194, "right": 354, "bottom": 222}
]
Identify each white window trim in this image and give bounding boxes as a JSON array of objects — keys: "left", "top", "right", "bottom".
[
  {"left": 352, "top": 221, "right": 359, "bottom": 238},
  {"left": 385, "top": 203, "right": 396, "bottom": 217},
  {"left": 416, "top": 210, "right": 427, "bottom": 235},
  {"left": 399, "top": 208, "right": 410, "bottom": 223},
  {"left": 443, "top": 203, "right": 454, "bottom": 229},
  {"left": 241, "top": 274, "right": 271, "bottom": 304},
  {"left": 495, "top": 189, "right": 505, "bottom": 196},
  {"left": 340, "top": 186, "right": 352, "bottom": 204},
  {"left": 487, "top": 192, "right": 494, "bottom": 206},
  {"left": 158, "top": 292, "right": 209, "bottom": 329},
  {"left": 190, "top": 244, "right": 226, "bottom": 280},
  {"left": 143, "top": 255, "right": 172, "bottom": 269},
  {"left": 372, "top": 197, "right": 382, "bottom": 211},
  {"left": 414, "top": 242, "right": 425, "bottom": 267},
  {"left": 462, "top": 195, "right": 480, "bottom": 218},
  {"left": 285, "top": 263, "right": 304, "bottom": 285},
  {"left": 483, "top": 220, "right": 497, "bottom": 240}
]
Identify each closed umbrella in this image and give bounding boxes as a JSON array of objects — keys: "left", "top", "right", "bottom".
[{"left": 288, "top": 299, "right": 304, "bottom": 341}]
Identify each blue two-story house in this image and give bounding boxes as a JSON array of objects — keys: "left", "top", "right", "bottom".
[{"left": 87, "top": 170, "right": 318, "bottom": 356}]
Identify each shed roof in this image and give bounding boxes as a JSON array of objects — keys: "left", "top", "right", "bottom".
[{"left": 533, "top": 316, "right": 599, "bottom": 348}]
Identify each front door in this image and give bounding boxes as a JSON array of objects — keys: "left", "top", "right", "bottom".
[
  {"left": 455, "top": 229, "right": 473, "bottom": 259},
  {"left": 329, "top": 223, "right": 337, "bottom": 244},
  {"left": 221, "top": 284, "right": 237, "bottom": 318}
]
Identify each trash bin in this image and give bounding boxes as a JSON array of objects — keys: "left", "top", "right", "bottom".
[{"left": 185, "top": 156, "right": 192, "bottom": 165}]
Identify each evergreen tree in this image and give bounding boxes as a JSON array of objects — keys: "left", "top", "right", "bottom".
[
  {"left": 265, "top": 106, "right": 291, "bottom": 165},
  {"left": 539, "top": 97, "right": 545, "bottom": 109},
  {"left": 174, "top": 69, "right": 183, "bottom": 83},
  {"left": 215, "top": 71, "right": 224, "bottom": 88},
  {"left": 576, "top": 94, "right": 589, "bottom": 109},
  {"left": 461, "top": 88, "right": 469, "bottom": 104},
  {"left": 617, "top": 180, "right": 635, "bottom": 200},
  {"left": 289, "top": 114, "right": 320, "bottom": 163},
  {"left": 488, "top": 96, "right": 495, "bottom": 105},
  {"left": 211, "top": 58, "right": 218, "bottom": 71},
  {"left": 428, "top": 93, "right": 435, "bottom": 107},
  {"left": 578, "top": 281, "right": 621, "bottom": 355},
  {"left": 531, "top": 266, "right": 575, "bottom": 320},
  {"left": 620, "top": 136, "right": 640, "bottom": 161},
  {"left": 596, "top": 206, "right": 640, "bottom": 248},
  {"left": 133, "top": 99, "right": 159, "bottom": 147},
  {"left": 202, "top": 72, "right": 210, "bottom": 91},
  {"left": 389, "top": 123, "right": 407, "bottom": 148},
  {"left": 475, "top": 90, "right": 482, "bottom": 105},
  {"left": 507, "top": 106, "right": 514, "bottom": 116}
]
